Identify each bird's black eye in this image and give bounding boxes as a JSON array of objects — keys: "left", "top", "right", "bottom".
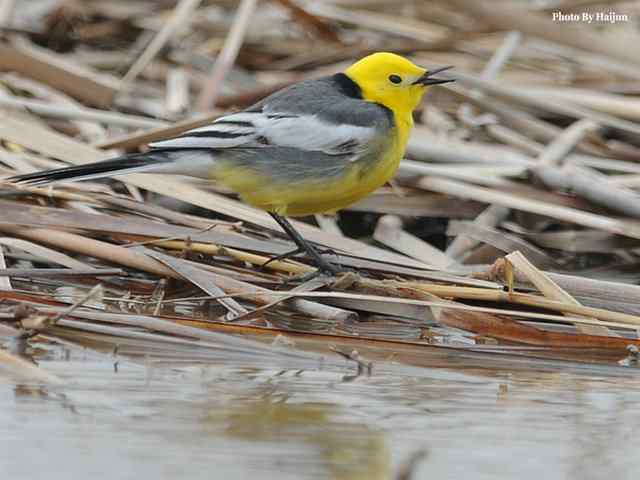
[{"left": 389, "top": 74, "right": 402, "bottom": 84}]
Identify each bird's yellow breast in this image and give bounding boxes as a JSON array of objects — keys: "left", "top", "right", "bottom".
[
  {"left": 268, "top": 141, "right": 401, "bottom": 217},
  {"left": 211, "top": 108, "right": 412, "bottom": 217},
  {"left": 214, "top": 122, "right": 409, "bottom": 217}
]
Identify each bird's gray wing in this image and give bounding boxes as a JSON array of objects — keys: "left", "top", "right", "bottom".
[{"left": 149, "top": 75, "right": 393, "bottom": 158}]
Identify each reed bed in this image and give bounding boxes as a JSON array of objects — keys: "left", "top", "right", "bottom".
[{"left": 1, "top": 0, "right": 640, "bottom": 376}]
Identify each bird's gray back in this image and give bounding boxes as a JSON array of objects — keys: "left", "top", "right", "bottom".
[{"left": 250, "top": 74, "right": 394, "bottom": 130}]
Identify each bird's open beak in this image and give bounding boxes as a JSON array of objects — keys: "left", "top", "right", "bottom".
[{"left": 413, "top": 66, "right": 455, "bottom": 86}]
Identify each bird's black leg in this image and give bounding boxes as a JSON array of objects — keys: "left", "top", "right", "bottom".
[{"left": 268, "top": 212, "right": 342, "bottom": 275}]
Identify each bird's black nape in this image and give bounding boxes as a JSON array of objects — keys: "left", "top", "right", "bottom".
[{"left": 331, "top": 73, "right": 363, "bottom": 99}]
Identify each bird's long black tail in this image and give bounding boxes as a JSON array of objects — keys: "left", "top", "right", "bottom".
[{"left": 7, "top": 149, "right": 205, "bottom": 186}]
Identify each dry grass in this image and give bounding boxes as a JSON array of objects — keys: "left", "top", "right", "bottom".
[{"left": 1, "top": 0, "right": 640, "bottom": 370}]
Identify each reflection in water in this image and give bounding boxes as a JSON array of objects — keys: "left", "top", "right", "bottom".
[
  {"left": 2, "top": 340, "right": 640, "bottom": 479},
  {"left": 210, "top": 399, "right": 389, "bottom": 480}
]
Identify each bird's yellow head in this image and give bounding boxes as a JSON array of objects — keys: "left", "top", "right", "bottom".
[{"left": 345, "top": 52, "right": 452, "bottom": 118}]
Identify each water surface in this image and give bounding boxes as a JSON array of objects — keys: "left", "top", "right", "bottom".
[{"left": 1, "top": 335, "right": 639, "bottom": 479}]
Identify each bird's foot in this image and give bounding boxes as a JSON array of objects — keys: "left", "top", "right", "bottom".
[
  {"left": 282, "top": 257, "right": 351, "bottom": 285},
  {"left": 261, "top": 246, "right": 337, "bottom": 269}
]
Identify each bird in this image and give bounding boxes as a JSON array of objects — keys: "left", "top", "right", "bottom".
[{"left": 9, "top": 52, "right": 453, "bottom": 276}]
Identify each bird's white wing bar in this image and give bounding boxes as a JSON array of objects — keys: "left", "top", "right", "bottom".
[
  {"left": 149, "top": 109, "right": 375, "bottom": 157},
  {"left": 149, "top": 112, "right": 263, "bottom": 149},
  {"left": 189, "top": 123, "right": 254, "bottom": 134}
]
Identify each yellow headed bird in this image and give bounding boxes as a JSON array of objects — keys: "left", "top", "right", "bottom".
[{"left": 10, "top": 52, "right": 453, "bottom": 274}]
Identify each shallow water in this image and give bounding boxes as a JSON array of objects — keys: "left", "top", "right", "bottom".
[{"left": 2, "top": 336, "right": 640, "bottom": 480}]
